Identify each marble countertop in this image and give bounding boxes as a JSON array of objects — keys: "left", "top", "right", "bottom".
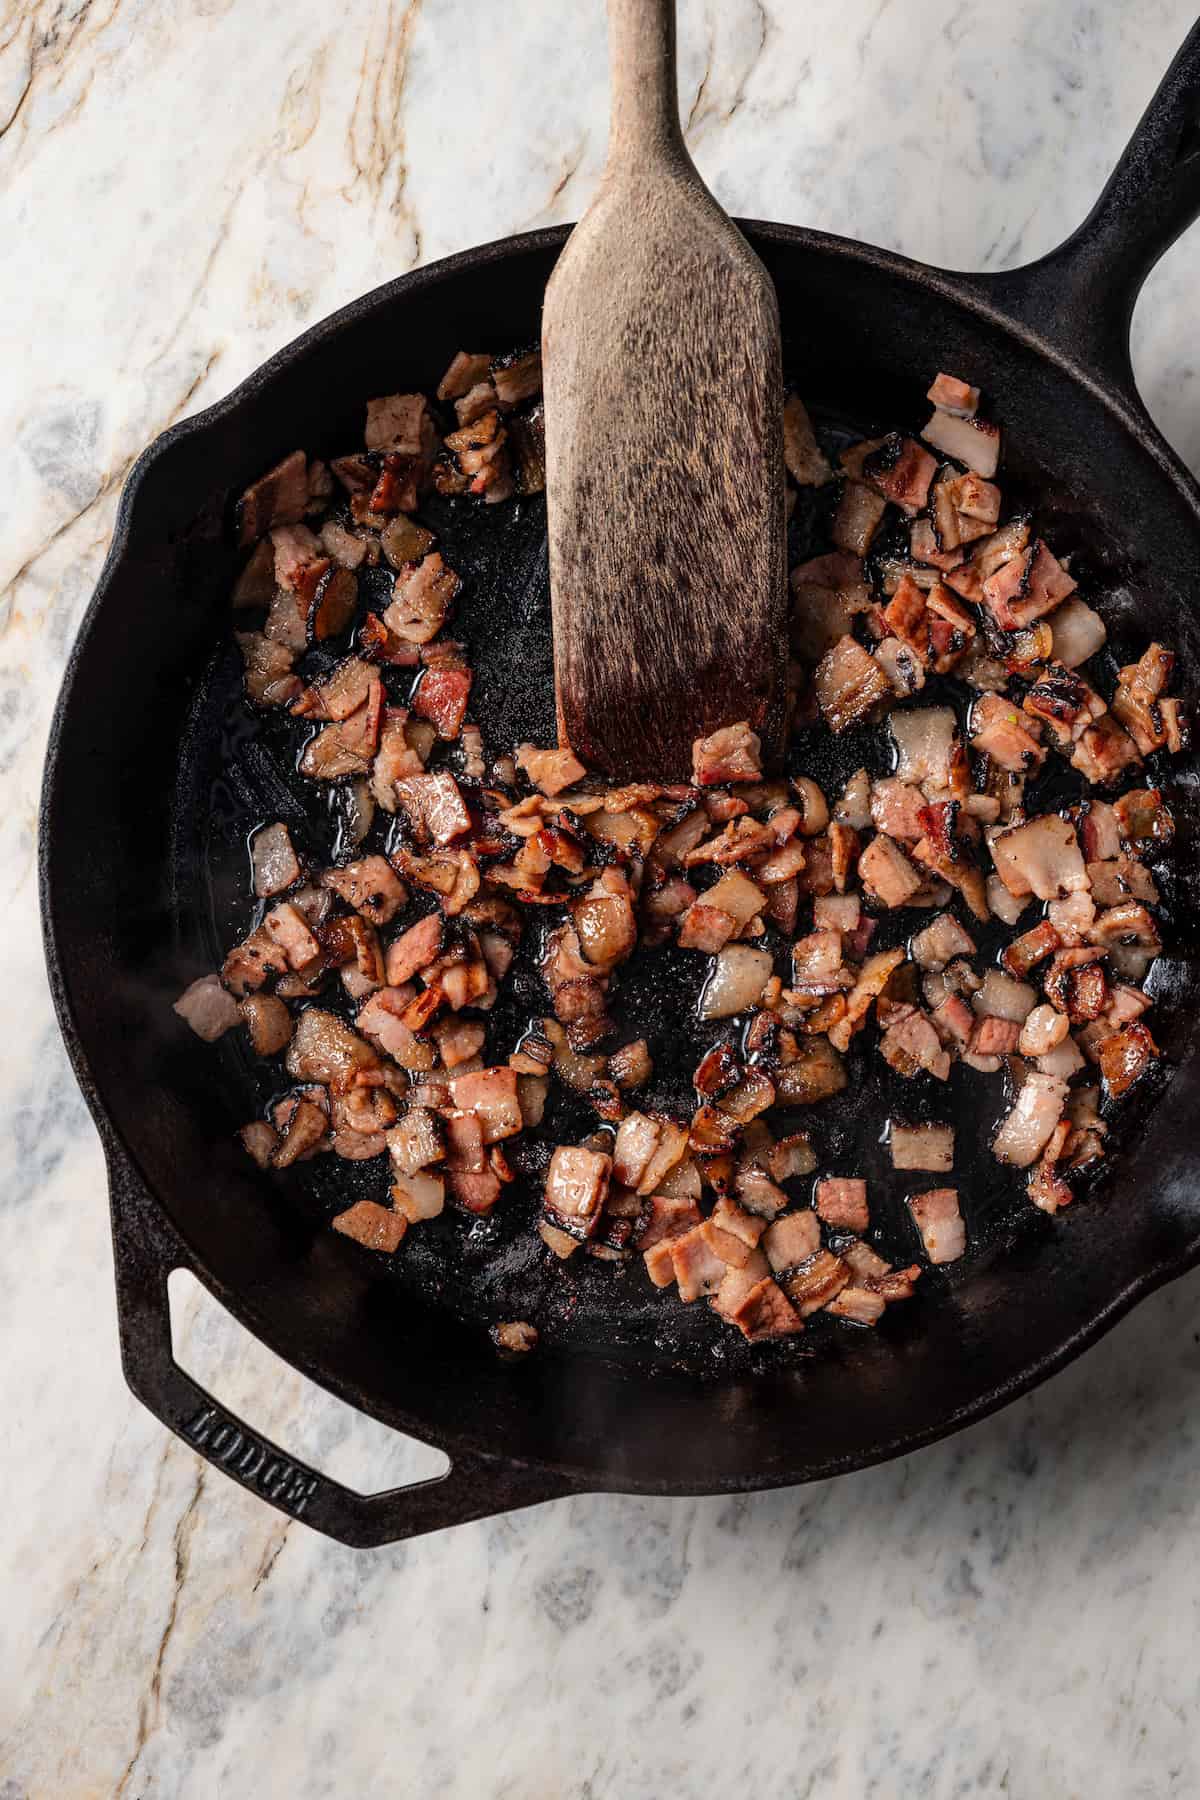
[{"left": 5, "top": 1, "right": 1200, "bottom": 1792}]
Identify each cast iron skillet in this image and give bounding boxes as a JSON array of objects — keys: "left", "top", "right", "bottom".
[{"left": 40, "top": 27, "right": 1200, "bottom": 1546}]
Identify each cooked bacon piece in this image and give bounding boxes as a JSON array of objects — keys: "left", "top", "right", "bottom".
[
  {"left": 236, "top": 630, "right": 302, "bottom": 708},
  {"left": 239, "top": 451, "right": 310, "bottom": 546},
  {"left": 573, "top": 888, "right": 637, "bottom": 973},
  {"left": 831, "top": 481, "right": 888, "bottom": 556},
  {"left": 858, "top": 834, "right": 923, "bottom": 908},
  {"left": 993, "top": 1072, "right": 1069, "bottom": 1167},
  {"left": 383, "top": 553, "right": 461, "bottom": 647},
  {"left": 889, "top": 706, "right": 958, "bottom": 790},
  {"left": 392, "top": 771, "right": 473, "bottom": 846},
  {"left": 870, "top": 778, "right": 928, "bottom": 842},
  {"left": 1048, "top": 597, "right": 1107, "bottom": 669},
  {"left": 1111, "top": 643, "right": 1176, "bottom": 754},
  {"left": 815, "top": 1177, "right": 869, "bottom": 1233},
  {"left": 826, "top": 948, "right": 905, "bottom": 1053},
  {"left": 1070, "top": 715, "right": 1142, "bottom": 786},
  {"left": 782, "top": 393, "right": 833, "bottom": 486},
  {"left": 879, "top": 1011, "right": 951, "bottom": 1081},
  {"left": 636, "top": 1194, "right": 704, "bottom": 1253},
  {"left": 861, "top": 435, "right": 938, "bottom": 515},
  {"left": 931, "top": 991, "right": 974, "bottom": 1046},
  {"left": 890, "top": 1122, "right": 954, "bottom": 1172},
  {"left": 969, "top": 1014, "right": 1020, "bottom": 1056},
  {"left": 608, "top": 1039, "right": 652, "bottom": 1092},
  {"left": 1000, "top": 918, "right": 1061, "bottom": 979},
  {"left": 728, "top": 1276, "right": 804, "bottom": 1340},
  {"left": 1114, "top": 787, "right": 1174, "bottom": 849},
  {"left": 448, "top": 1068, "right": 522, "bottom": 1144},
  {"left": 815, "top": 635, "right": 891, "bottom": 732},
  {"left": 665, "top": 1225, "right": 729, "bottom": 1301},
  {"left": 970, "top": 693, "right": 1045, "bottom": 772},
  {"left": 286, "top": 1008, "right": 379, "bottom": 1088},
  {"left": 1023, "top": 664, "right": 1106, "bottom": 748},
  {"left": 1097, "top": 1021, "right": 1158, "bottom": 1098},
  {"left": 315, "top": 857, "right": 402, "bottom": 929},
  {"left": 1091, "top": 901, "right": 1161, "bottom": 953},
  {"left": 991, "top": 815, "right": 1088, "bottom": 901},
  {"left": 174, "top": 973, "right": 241, "bottom": 1041},
  {"left": 408, "top": 665, "right": 470, "bottom": 741},
  {"left": 264, "top": 902, "right": 321, "bottom": 971},
  {"left": 698, "top": 944, "right": 773, "bottom": 1021},
  {"left": 761, "top": 1209, "right": 821, "bottom": 1273},
  {"left": 515, "top": 742, "right": 587, "bottom": 796},
  {"left": 1019, "top": 1003, "right": 1070, "bottom": 1058},
  {"left": 239, "top": 993, "right": 293, "bottom": 1057},
  {"left": 543, "top": 1145, "right": 611, "bottom": 1239},
  {"left": 331, "top": 1200, "right": 406, "bottom": 1253},
  {"left": 926, "top": 372, "right": 980, "bottom": 418},
  {"left": 272, "top": 1095, "right": 330, "bottom": 1168},
  {"left": 492, "top": 350, "right": 542, "bottom": 408},
  {"left": 222, "top": 924, "right": 289, "bottom": 996},
  {"left": 910, "top": 913, "right": 976, "bottom": 972},
  {"left": 239, "top": 1119, "right": 280, "bottom": 1168},
  {"left": 437, "top": 351, "right": 492, "bottom": 401},
  {"left": 907, "top": 1187, "right": 965, "bottom": 1263},
  {"left": 823, "top": 1285, "right": 885, "bottom": 1324},
  {"left": 781, "top": 1249, "right": 851, "bottom": 1316},
  {"left": 984, "top": 539, "right": 1076, "bottom": 630},
  {"left": 691, "top": 721, "right": 762, "bottom": 786},
  {"left": 922, "top": 408, "right": 1001, "bottom": 477}
]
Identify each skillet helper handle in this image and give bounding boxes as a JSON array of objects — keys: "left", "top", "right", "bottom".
[
  {"left": 105, "top": 1144, "right": 572, "bottom": 1548},
  {"left": 980, "top": 18, "right": 1200, "bottom": 391},
  {"left": 606, "top": 0, "right": 685, "bottom": 169}
]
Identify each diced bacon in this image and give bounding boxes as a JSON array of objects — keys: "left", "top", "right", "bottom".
[
  {"left": 781, "top": 1249, "right": 851, "bottom": 1316},
  {"left": 910, "top": 912, "right": 976, "bottom": 971},
  {"left": 332, "top": 1200, "right": 406, "bottom": 1253},
  {"left": 383, "top": 553, "right": 460, "bottom": 645},
  {"left": 990, "top": 815, "right": 1088, "bottom": 901},
  {"left": 437, "top": 351, "right": 492, "bottom": 401},
  {"left": 1071, "top": 716, "right": 1142, "bottom": 786},
  {"left": 791, "top": 929, "right": 846, "bottom": 991},
  {"left": 669, "top": 1225, "right": 730, "bottom": 1301},
  {"left": 815, "top": 1177, "right": 869, "bottom": 1233},
  {"left": 1002, "top": 918, "right": 1062, "bottom": 978},
  {"left": 907, "top": 1187, "right": 966, "bottom": 1263},
  {"left": 678, "top": 903, "right": 737, "bottom": 952},
  {"left": 544, "top": 1145, "right": 612, "bottom": 1238},
  {"left": 264, "top": 902, "right": 320, "bottom": 970},
  {"left": 393, "top": 771, "right": 472, "bottom": 845},
  {"left": 931, "top": 991, "right": 974, "bottom": 1045},
  {"left": 832, "top": 482, "right": 888, "bottom": 555},
  {"left": 612, "top": 1112, "right": 663, "bottom": 1190},
  {"left": 922, "top": 408, "right": 1001, "bottom": 477},
  {"left": 1019, "top": 1003, "right": 1070, "bottom": 1057},
  {"left": 783, "top": 393, "right": 833, "bottom": 486},
  {"left": 858, "top": 834, "right": 923, "bottom": 908},
  {"left": 728, "top": 1277, "right": 804, "bottom": 1340},
  {"left": 383, "top": 912, "right": 443, "bottom": 985},
  {"left": 1049, "top": 598, "right": 1107, "bottom": 668},
  {"left": 827, "top": 947, "right": 906, "bottom": 1052},
  {"left": 761, "top": 1210, "right": 821, "bottom": 1272},
  {"left": 814, "top": 894, "right": 862, "bottom": 934},
  {"left": 993, "top": 1072, "right": 1069, "bottom": 1166},
  {"left": 815, "top": 636, "right": 891, "bottom": 732},
  {"left": 636, "top": 1194, "right": 703, "bottom": 1250},
  {"left": 890, "top": 1122, "right": 954, "bottom": 1171},
  {"left": 516, "top": 742, "right": 587, "bottom": 795},
  {"left": 826, "top": 1285, "right": 887, "bottom": 1325},
  {"left": 1097, "top": 1021, "right": 1158, "bottom": 1097},
  {"left": 691, "top": 721, "right": 763, "bottom": 786},
  {"left": 870, "top": 778, "right": 928, "bottom": 842},
  {"left": 889, "top": 707, "right": 957, "bottom": 789},
  {"left": 1023, "top": 663, "right": 1106, "bottom": 747},
  {"left": 413, "top": 666, "right": 472, "bottom": 740},
  {"left": 174, "top": 973, "right": 241, "bottom": 1041},
  {"left": 969, "top": 1015, "right": 1021, "bottom": 1056},
  {"left": 449, "top": 1068, "right": 523, "bottom": 1143},
  {"left": 272, "top": 1095, "right": 330, "bottom": 1167},
  {"left": 239, "top": 450, "right": 309, "bottom": 545},
  {"left": 926, "top": 372, "right": 980, "bottom": 418},
  {"left": 969, "top": 692, "right": 1045, "bottom": 772},
  {"left": 644, "top": 1240, "right": 678, "bottom": 1286},
  {"left": 365, "top": 391, "right": 437, "bottom": 463},
  {"left": 879, "top": 1011, "right": 951, "bottom": 1081},
  {"left": 321, "top": 855, "right": 407, "bottom": 926},
  {"left": 862, "top": 435, "right": 938, "bottom": 515}
]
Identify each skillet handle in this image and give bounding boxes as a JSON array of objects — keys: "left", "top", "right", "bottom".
[
  {"left": 974, "top": 19, "right": 1200, "bottom": 395},
  {"left": 105, "top": 1143, "right": 574, "bottom": 1548}
]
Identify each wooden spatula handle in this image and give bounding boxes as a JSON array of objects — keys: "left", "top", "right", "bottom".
[{"left": 608, "top": 0, "right": 685, "bottom": 165}]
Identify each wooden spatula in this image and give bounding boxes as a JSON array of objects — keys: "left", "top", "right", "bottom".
[{"left": 542, "top": 0, "right": 787, "bottom": 783}]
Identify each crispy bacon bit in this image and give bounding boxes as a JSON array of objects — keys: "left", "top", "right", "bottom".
[
  {"left": 781, "top": 1249, "right": 851, "bottom": 1316},
  {"left": 174, "top": 973, "right": 241, "bottom": 1042},
  {"left": 1114, "top": 787, "right": 1174, "bottom": 848},
  {"left": 728, "top": 1276, "right": 804, "bottom": 1340},
  {"left": 815, "top": 1177, "right": 869, "bottom": 1233},
  {"left": 543, "top": 1145, "right": 611, "bottom": 1239},
  {"left": 1097, "top": 1021, "right": 1158, "bottom": 1098},
  {"left": 880, "top": 1011, "right": 951, "bottom": 1081},
  {"left": 393, "top": 771, "right": 473, "bottom": 845},
  {"left": 239, "top": 450, "right": 309, "bottom": 545},
  {"left": 926, "top": 372, "right": 980, "bottom": 418},
  {"left": 907, "top": 1187, "right": 965, "bottom": 1263},
  {"left": 332, "top": 1200, "right": 406, "bottom": 1253},
  {"left": 691, "top": 721, "right": 762, "bottom": 786},
  {"left": 970, "top": 693, "right": 1045, "bottom": 772},
  {"left": 993, "top": 1072, "right": 1069, "bottom": 1167},
  {"left": 991, "top": 815, "right": 1088, "bottom": 901},
  {"left": 516, "top": 742, "right": 587, "bottom": 796},
  {"left": 272, "top": 1095, "right": 329, "bottom": 1168},
  {"left": 858, "top": 834, "right": 923, "bottom": 909},
  {"left": 890, "top": 1122, "right": 955, "bottom": 1173},
  {"left": 910, "top": 912, "right": 976, "bottom": 971},
  {"left": 832, "top": 482, "right": 888, "bottom": 556},
  {"left": 815, "top": 635, "right": 891, "bottom": 732},
  {"left": 922, "top": 408, "right": 1001, "bottom": 477},
  {"left": 783, "top": 393, "right": 833, "bottom": 486},
  {"left": 1071, "top": 715, "right": 1142, "bottom": 786},
  {"left": 862, "top": 435, "right": 938, "bottom": 515},
  {"left": 384, "top": 552, "right": 460, "bottom": 646},
  {"left": 761, "top": 1210, "right": 821, "bottom": 1272}
]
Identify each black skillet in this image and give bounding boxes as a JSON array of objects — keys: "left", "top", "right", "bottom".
[{"left": 40, "top": 25, "right": 1200, "bottom": 1546}]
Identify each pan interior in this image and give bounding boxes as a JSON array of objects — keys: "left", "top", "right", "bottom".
[{"left": 47, "top": 231, "right": 1200, "bottom": 1488}]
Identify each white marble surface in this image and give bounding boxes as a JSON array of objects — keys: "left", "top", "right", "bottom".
[{"left": 5, "top": 0, "right": 1200, "bottom": 1793}]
